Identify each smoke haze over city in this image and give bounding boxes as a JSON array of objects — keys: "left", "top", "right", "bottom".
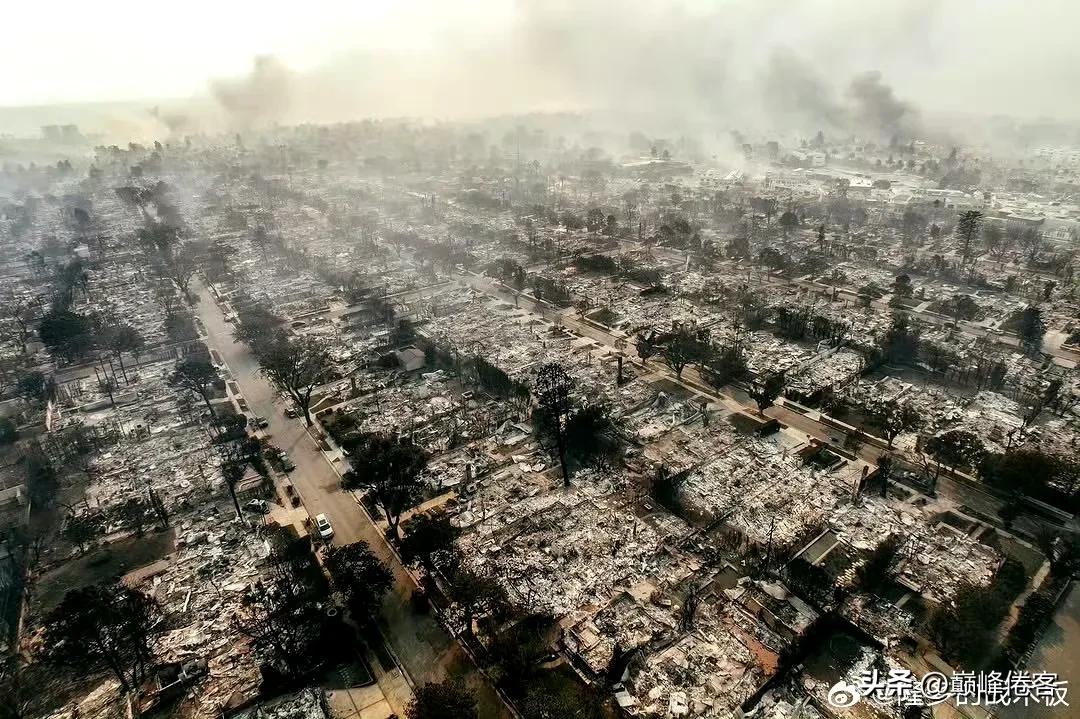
[{"left": 2, "top": 0, "right": 1079, "bottom": 141}]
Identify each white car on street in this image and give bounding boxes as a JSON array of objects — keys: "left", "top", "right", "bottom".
[{"left": 314, "top": 513, "right": 334, "bottom": 541}]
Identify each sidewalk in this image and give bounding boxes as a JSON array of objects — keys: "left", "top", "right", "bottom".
[
  {"left": 326, "top": 684, "right": 395, "bottom": 719},
  {"left": 194, "top": 280, "right": 511, "bottom": 719}
]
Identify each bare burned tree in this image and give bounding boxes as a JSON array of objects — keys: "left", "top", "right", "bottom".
[
  {"left": 533, "top": 362, "right": 575, "bottom": 486},
  {"left": 2, "top": 296, "right": 38, "bottom": 354},
  {"left": 256, "top": 336, "right": 335, "bottom": 426},
  {"left": 168, "top": 357, "right": 220, "bottom": 417},
  {"left": 100, "top": 324, "right": 144, "bottom": 384},
  {"left": 41, "top": 583, "right": 161, "bottom": 694},
  {"left": 232, "top": 530, "right": 327, "bottom": 681},
  {"left": 157, "top": 243, "right": 199, "bottom": 299},
  {"left": 341, "top": 432, "right": 428, "bottom": 541}
]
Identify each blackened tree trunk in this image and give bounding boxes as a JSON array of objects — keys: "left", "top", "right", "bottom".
[
  {"left": 116, "top": 352, "right": 129, "bottom": 383},
  {"left": 226, "top": 479, "right": 243, "bottom": 519},
  {"left": 199, "top": 389, "right": 216, "bottom": 417},
  {"left": 555, "top": 425, "right": 570, "bottom": 487}
]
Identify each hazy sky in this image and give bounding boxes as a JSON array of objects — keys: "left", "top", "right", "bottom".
[
  {"left": 1, "top": 1, "right": 494, "bottom": 106},
  {"left": 3, "top": 0, "right": 1079, "bottom": 124}
]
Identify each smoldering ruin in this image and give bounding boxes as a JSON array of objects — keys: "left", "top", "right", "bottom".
[{"left": 1, "top": 2, "right": 1079, "bottom": 719}]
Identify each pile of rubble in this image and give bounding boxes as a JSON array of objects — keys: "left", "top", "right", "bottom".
[{"left": 828, "top": 496, "right": 1000, "bottom": 603}]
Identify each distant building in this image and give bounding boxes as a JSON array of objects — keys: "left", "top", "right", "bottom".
[
  {"left": 845, "top": 176, "right": 873, "bottom": 198},
  {"left": 41, "top": 124, "right": 82, "bottom": 143},
  {"left": 913, "top": 187, "right": 984, "bottom": 211},
  {"left": 394, "top": 345, "right": 427, "bottom": 372},
  {"left": 621, "top": 158, "right": 693, "bottom": 177},
  {"left": 990, "top": 211, "right": 1046, "bottom": 228},
  {"left": 1033, "top": 147, "right": 1080, "bottom": 166},
  {"left": 790, "top": 150, "right": 827, "bottom": 167}
]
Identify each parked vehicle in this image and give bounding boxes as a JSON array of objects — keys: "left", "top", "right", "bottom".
[
  {"left": 314, "top": 513, "right": 334, "bottom": 540},
  {"left": 244, "top": 499, "right": 270, "bottom": 514},
  {"left": 263, "top": 445, "right": 296, "bottom": 473},
  {"left": 249, "top": 415, "right": 270, "bottom": 429}
]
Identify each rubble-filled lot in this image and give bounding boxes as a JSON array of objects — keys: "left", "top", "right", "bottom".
[
  {"left": 623, "top": 595, "right": 774, "bottom": 717},
  {"left": 827, "top": 495, "right": 1001, "bottom": 603},
  {"left": 459, "top": 478, "right": 681, "bottom": 615},
  {"left": 2, "top": 168, "right": 313, "bottom": 719},
  {"left": 5, "top": 114, "right": 1077, "bottom": 719}
]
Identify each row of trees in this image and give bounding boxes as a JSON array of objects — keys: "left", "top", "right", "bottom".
[
  {"left": 964, "top": 212, "right": 1048, "bottom": 265},
  {"left": 866, "top": 401, "right": 1080, "bottom": 512},
  {"left": 635, "top": 323, "right": 788, "bottom": 410},
  {"left": 128, "top": 192, "right": 203, "bottom": 301},
  {"left": 47, "top": 187, "right": 204, "bottom": 371},
  {"left": 569, "top": 252, "right": 663, "bottom": 286},
  {"left": 339, "top": 437, "right": 547, "bottom": 697},
  {"left": 231, "top": 528, "right": 390, "bottom": 686},
  {"left": 875, "top": 304, "right": 1045, "bottom": 394},
  {"left": 36, "top": 306, "right": 146, "bottom": 368}
]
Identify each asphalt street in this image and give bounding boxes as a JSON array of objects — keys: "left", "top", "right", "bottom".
[{"left": 193, "top": 281, "right": 510, "bottom": 719}]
